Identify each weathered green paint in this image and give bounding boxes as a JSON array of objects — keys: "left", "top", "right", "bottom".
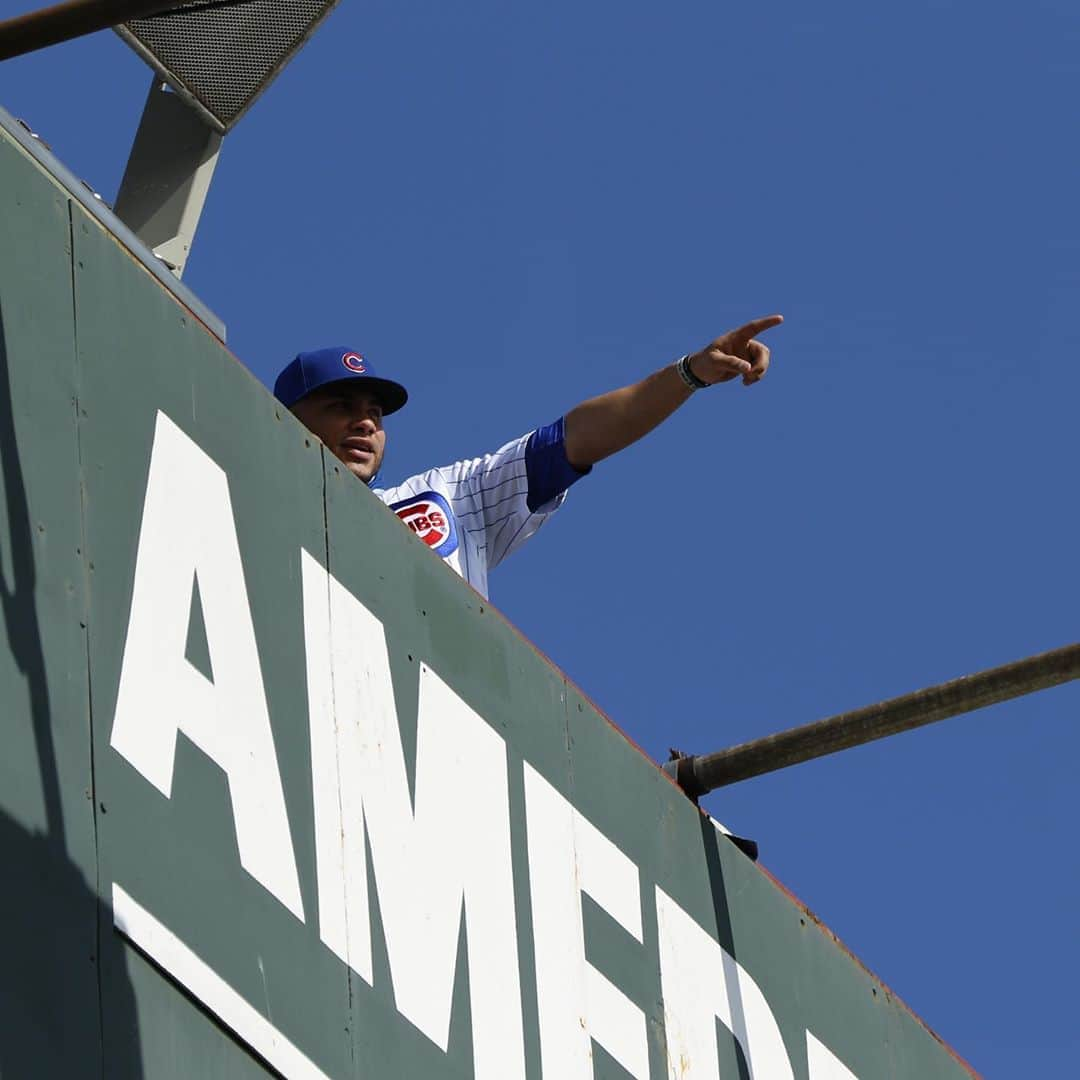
[
  {"left": 0, "top": 115, "right": 979, "bottom": 1080},
  {"left": 0, "top": 128, "right": 105, "bottom": 1078},
  {"left": 70, "top": 204, "right": 348, "bottom": 1078},
  {"left": 321, "top": 449, "right": 579, "bottom": 1079}
]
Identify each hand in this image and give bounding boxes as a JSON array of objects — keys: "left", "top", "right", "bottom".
[{"left": 688, "top": 314, "right": 784, "bottom": 387}]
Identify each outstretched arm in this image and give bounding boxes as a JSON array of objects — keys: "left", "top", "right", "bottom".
[{"left": 563, "top": 315, "right": 783, "bottom": 469}]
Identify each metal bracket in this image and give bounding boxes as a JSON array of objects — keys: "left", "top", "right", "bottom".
[
  {"left": 663, "top": 747, "right": 702, "bottom": 803},
  {"left": 114, "top": 77, "right": 222, "bottom": 279}
]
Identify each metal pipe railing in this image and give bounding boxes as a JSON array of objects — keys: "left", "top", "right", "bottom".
[
  {"left": 0, "top": 1, "right": 193, "bottom": 62},
  {"left": 664, "top": 643, "right": 1080, "bottom": 799}
]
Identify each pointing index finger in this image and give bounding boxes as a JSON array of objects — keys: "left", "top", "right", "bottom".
[{"left": 732, "top": 314, "right": 784, "bottom": 341}]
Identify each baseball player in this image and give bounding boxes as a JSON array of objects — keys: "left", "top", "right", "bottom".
[{"left": 275, "top": 315, "right": 782, "bottom": 598}]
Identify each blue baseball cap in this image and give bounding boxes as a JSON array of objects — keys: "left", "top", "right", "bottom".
[{"left": 274, "top": 347, "right": 409, "bottom": 414}]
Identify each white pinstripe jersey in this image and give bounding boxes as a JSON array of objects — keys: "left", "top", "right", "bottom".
[{"left": 373, "top": 429, "right": 573, "bottom": 599}]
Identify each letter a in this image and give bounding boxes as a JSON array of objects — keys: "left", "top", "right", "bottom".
[{"left": 111, "top": 411, "right": 304, "bottom": 921}]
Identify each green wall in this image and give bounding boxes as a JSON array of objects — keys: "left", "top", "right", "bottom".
[{"left": 0, "top": 118, "right": 978, "bottom": 1080}]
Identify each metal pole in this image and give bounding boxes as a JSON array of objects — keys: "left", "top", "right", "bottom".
[
  {"left": 0, "top": 1, "right": 188, "bottom": 62},
  {"left": 665, "top": 643, "right": 1080, "bottom": 799}
]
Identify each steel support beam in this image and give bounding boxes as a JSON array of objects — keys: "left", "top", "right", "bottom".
[
  {"left": 113, "top": 77, "right": 221, "bottom": 278},
  {"left": 664, "top": 643, "right": 1080, "bottom": 798}
]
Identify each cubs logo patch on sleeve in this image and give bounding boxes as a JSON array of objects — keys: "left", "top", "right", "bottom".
[{"left": 390, "top": 491, "right": 459, "bottom": 558}]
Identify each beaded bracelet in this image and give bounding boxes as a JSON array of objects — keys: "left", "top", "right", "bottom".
[{"left": 675, "top": 354, "right": 709, "bottom": 391}]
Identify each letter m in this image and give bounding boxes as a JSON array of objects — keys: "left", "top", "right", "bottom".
[{"left": 301, "top": 551, "right": 525, "bottom": 1080}]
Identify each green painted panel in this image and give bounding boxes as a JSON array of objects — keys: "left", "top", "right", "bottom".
[
  {"left": 321, "top": 454, "right": 577, "bottom": 1078},
  {"left": 564, "top": 674, "right": 976, "bottom": 1080},
  {"left": 120, "top": 948, "right": 277, "bottom": 1080},
  {"left": 71, "top": 209, "right": 350, "bottom": 1078},
  {"left": 0, "top": 128, "right": 104, "bottom": 1076}
]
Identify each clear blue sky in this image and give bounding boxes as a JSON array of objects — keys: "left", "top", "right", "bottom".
[{"left": 3, "top": 1, "right": 1078, "bottom": 1073}]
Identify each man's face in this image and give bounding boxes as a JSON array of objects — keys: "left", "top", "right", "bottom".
[{"left": 291, "top": 383, "right": 386, "bottom": 483}]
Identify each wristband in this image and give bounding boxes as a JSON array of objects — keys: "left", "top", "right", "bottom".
[{"left": 675, "top": 354, "right": 709, "bottom": 391}]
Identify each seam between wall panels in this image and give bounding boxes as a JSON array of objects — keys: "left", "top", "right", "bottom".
[
  {"left": 321, "top": 451, "right": 357, "bottom": 1077},
  {"left": 68, "top": 198, "right": 107, "bottom": 1080}
]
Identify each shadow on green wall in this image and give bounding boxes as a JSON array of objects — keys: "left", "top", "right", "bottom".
[{"left": 0, "top": 304, "right": 143, "bottom": 1078}]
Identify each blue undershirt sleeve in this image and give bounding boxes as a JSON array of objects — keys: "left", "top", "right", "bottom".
[{"left": 524, "top": 416, "right": 592, "bottom": 512}]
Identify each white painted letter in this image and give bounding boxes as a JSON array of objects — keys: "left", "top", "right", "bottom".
[
  {"left": 302, "top": 551, "right": 525, "bottom": 1080},
  {"left": 656, "top": 886, "right": 793, "bottom": 1080},
  {"left": 807, "top": 1031, "right": 861, "bottom": 1080},
  {"left": 523, "top": 764, "right": 649, "bottom": 1079},
  {"left": 110, "top": 410, "right": 304, "bottom": 920}
]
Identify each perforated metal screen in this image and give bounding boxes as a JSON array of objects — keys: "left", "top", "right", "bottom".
[{"left": 117, "top": 0, "right": 341, "bottom": 133}]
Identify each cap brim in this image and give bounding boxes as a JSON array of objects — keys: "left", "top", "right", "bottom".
[
  {"left": 358, "top": 376, "right": 408, "bottom": 416},
  {"left": 292, "top": 375, "right": 408, "bottom": 415}
]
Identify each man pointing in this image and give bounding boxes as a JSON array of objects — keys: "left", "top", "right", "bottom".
[{"left": 274, "top": 316, "right": 782, "bottom": 597}]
